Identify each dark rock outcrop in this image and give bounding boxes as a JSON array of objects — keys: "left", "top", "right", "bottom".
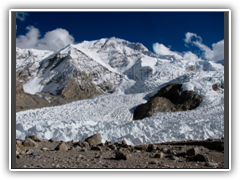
[
  {"left": 212, "top": 83, "right": 222, "bottom": 91},
  {"left": 133, "top": 83, "right": 202, "bottom": 120}
]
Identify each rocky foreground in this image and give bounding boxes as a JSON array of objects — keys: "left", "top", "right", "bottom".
[{"left": 15, "top": 133, "right": 224, "bottom": 169}]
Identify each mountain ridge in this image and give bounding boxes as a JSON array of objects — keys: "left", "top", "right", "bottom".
[
  {"left": 16, "top": 37, "right": 224, "bottom": 112},
  {"left": 16, "top": 37, "right": 224, "bottom": 145}
]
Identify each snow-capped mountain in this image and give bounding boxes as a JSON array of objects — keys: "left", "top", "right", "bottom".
[
  {"left": 16, "top": 37, "right": 225, "bottom": 145},
  {"left": 16, "top": 37, "right": 180, "bottom": 111}
]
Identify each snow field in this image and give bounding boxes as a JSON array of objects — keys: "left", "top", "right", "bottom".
[
  {"left": 16, "top": 38, "right": 225, "bottom": 145},
  {"left": 16, "top": 69, "right": 224, "bottom": 145}
]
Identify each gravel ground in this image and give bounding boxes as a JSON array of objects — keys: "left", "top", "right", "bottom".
[{"left": 15, "top": 136, "right": 225, "bottom": 169}]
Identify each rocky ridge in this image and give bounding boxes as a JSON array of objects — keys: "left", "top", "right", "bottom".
[
  {"left": 133, "top": 83, "right": 202, "bottom": 120},
  {"left": 16, "top": 37, "right": 183, "bottom": 112},
  {"left": 15, "top": 133, "right": 224, "bottom": 169}
]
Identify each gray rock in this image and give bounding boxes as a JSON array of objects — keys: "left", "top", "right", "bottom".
[
  {"left": 147, "top": 144, "right": 157, "bottom": 152},
  {"left": 74, "top": 140, "right": 90, "bottom": 148},
  {"left": 16, "top": 139, "right": 23, "bottom": 145},
  {"left": 122, "top": 139, "right": 127, "bottom": 145},
  {"left": 115, "top": 151, "right": 130, "bottom": 160},
  {"left": 31, "top": 151, "right": 42, "bottom": 156},
  {"left": 16, "top": 144, "right": 26, "bottom": 152},
  {"left": 23, "top": 138, "right": 39, "bottom": 147},
  {"left": 212, "top": 83, "right": 222, "bottom": 91},
  {"left": 133, "top": 84, "right": 202, "bottom": 120},
  {"left": 187, "top": 147, "right": 200, "bottom": 156},
  {"left": 54, "top": 142, "right": 68, "bottom": 151},
  {"left": 205, "top": 162, "right": 218, "bottom": 168},
  {"left": 192, "top": 154, "right": 210, "bottom": 162},
  {"left": 108, "top": 144, "right": 117, "bottom": 150},
  {"left": 49, "top": 138, "right": 55, "bottom": 142},
  {"left": 105, "top": 140, "right": 112, "bottom": 145},
  {"left": 85, "top": 133, "right": 102, "bottom": 146},
  {"left": 134, "top": 144, "right": 148, "bottom": 151},
  {"left": 154, "top": 152, "right": 165, "bottom": 159},
  {"left": 26, "top": 135, "right": 42, "bottom": 142}
]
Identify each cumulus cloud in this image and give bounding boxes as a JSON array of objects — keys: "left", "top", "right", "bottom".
[
  {"left": 184, "top": 32, "right": 202, "bottom": 43},
  {"left": 16, "top": 26, "right": 75, "bottom": 51},
  {"left": 16, "top": 26, "right": 40, "bottom": 49},
  {"left": 211, "top": 40, "right": 224, "bottom": 61},
  {"left": 153, "top": 32, "right": 224, "bottom": 62},
  {"left": 184, "top": 32, "right": 224, "bottom": 61},
  {"left": 183, "top": 51, "right": 199, "bottom": 61},
  {"left": 153, "top": 43, "right": 183, "bottom": 59}
]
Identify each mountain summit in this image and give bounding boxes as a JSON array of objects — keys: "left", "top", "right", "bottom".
[
  {"left": 16, "top": 37, "right": 224, "bottom": 112},
  {"left": 16, "top": 37, "right": 224, "bottom": 145}
]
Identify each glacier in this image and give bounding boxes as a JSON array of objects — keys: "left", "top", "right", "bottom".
[{"left": 16, "top": 37, "right": 225, "bottom": 146}]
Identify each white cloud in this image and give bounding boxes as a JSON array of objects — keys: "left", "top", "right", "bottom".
[
  {"left": 16, "top": 26, "right": 75, "bottom": 51},
  {"left": 16, "top": 26, "right": 40, "bottom": 49},
  {"left": 183, "top": 51, "right": 199, "bottom": 61},
  {"left": 184, "top": 32, "right": 202, "bottom": 43},
  {"left": 153, "top": 32, "right": 224, "bottom": 62},
  {"left": 16, "top": 12, "right": 29, "bottom": 21},
  {"left": 153, "top": 43, "right": 183, "bottom": 59},
  {"left": 184, "top": 32, "right": 224, "bottom": 61},
  {"left": 211, "top": 40, "right": 224, "bottom": 61}
]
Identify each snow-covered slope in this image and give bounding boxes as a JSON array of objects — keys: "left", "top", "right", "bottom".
[{"left": 16, "top": 37, "right": 224, "bottom": 145}]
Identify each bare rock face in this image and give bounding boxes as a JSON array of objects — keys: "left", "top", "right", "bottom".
[
  {"left": 133, "top": 83, "right": 202, "bottom": 120},
  {"left": 133, "top": 97, "right": 176, "bottom": 120},
  {"left": 61, "top": 77, "right": 99, "bottom": 102}
]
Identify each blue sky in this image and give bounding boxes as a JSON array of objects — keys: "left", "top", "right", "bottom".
[{"left": 16, "top": 11, "right": 224, "bottom": 62}]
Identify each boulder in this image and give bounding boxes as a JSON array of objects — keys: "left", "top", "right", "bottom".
[
  {"left": 154, "top": 152, "right": 165, "bottom": 159},
  {"left": 151, "top": 83, "right": 182, "bottom": 104},
  {"left": 108, "top": 144, "right": 117, "bottom": 150},
  {"left": 25, "top": 135, "right": 41, "bottom": 142},
  {"left": 205, "top": 161, "right": 218, "bottom": 168},
  {"left": 105, "top": 140, "right": 112, "bottom": 146},
  {"left": 146, "top": 144, "right": 157, "bottom": 152},
  {"left": 91, "top": 146, "right": 101, "bottom": 151},
  {"left": 122, "top": 139, "right": 127, "bottom": 145},
  {"left": 192, "top": 154, "right": 210, "bottom": 162},
  {"left": 133, "top": 83, "right": 202, "bottom": 120},
  {"left": 187, "top": 148, "right": 200, "bottom": 156},
  {"left": 54, "top": 142, "right": 68, "bottom": 151},
  {"left": 16, "top": 144, "right": 26, "bottom": 152},
  {"left": 212, "top": 83, "right": 222, "bottom": 91},
  {"left": 176, "top": 90, "right": 202, "bottom": 111},
  {"left": 115, "top": 151, "right": 130, "bottom": 160},
  {"left": 134, "top": 144, "right": 148, "bottom": 151},
  {"left": 85, "top": 133, "right": 102, "bottom": 146},
  {"left": 49, "top": 138, "right": 55, "bottom": 142},
  {"left": 133, "top": 97, "right": 176, "bottom": 120},
  {"left": 187, "top": 154, "right": 210, "bottom": 162},
  {"left": 22, "top": 138, "right": 39, "bottom": 147},
  {"left": 74, "top": 140, "right": 90, "bottom": 149}
]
